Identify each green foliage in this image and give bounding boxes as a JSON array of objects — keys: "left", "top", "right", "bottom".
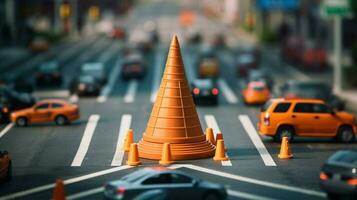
[{"left": 259, "top": 26, "right": 277, "bottom": 44}]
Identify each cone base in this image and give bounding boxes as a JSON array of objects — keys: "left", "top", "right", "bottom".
[
  {"left": 126, "top": 161, "right": 141, "bottom": 166},
  {"left": 159, "top": 160, "right": 174, "bottom": 165},
  {"left": 213, "top": 156, "right": 229, "bottom": 161},
  {"left": 138, "top": 139, "right": 215, "bottom": 160},
  {"left": 278, "top": 154, "right": 293, "bottom": 159}
]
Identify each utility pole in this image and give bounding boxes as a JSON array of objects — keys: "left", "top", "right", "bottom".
[{"left": 333, "top": 16, "right": 342, "bottom": 93}]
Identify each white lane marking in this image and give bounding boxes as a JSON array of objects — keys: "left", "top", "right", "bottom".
[
  {"left": 111, "top": 114, "right": 132, "bottom": 166},
  {"left": 204, "top": 115, "right": 232, "bottom": 166},
  {"left": 69, "top": 94, "right": 78, "bottom": 103},
  {"left": 217, "top": 78, "right": 238, "bottom": 104},
  {"left": 123, "top": 80, "right": 138, "bottom": 103},
  {"left": 238, "top": 115, "right": 276, "bottom": 166},
  {"left": 0, "top": 123, "right": 14, "bottom": 138},
  {"left": 178, "top": 164, "right": 326, "bottom": 198},
  {"left": 71, "top": 115, "right": 100, "bottom": 167},
  {"left": 98, "top": 43, "right": 117, "bottom": 63},
  {"left": 33, "top": 90, "right": 70, "bottom": 98},
  {"left": 67, "top": 187, "right": 104, "bottom": 200},
  {"left": 227, "top": 189, "right": 276, "bottom": 200},
  {"left": 0, "top": 165, "right": 132, "bottom": 200},
  {"left": 150, "top": 52, "right": 163, "bottom": 103}
]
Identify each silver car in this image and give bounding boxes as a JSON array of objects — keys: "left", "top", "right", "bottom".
[{"left": 104, "top": 167, "right": 227, "bottom": 200}]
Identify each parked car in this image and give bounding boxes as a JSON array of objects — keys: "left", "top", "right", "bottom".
[
  {"left": 191, "top": 79, "right": 219, "bottom": 105},
  {"left": 81, "top": 63, "right": 107, "bottom": 85},
  {"left": 69, "top": 75, "right": 102, "bottom": 96},
  {"left": 320, "top": 150, "right": 357, "bottom": 200},
  {"left": 280, "top": 80, "right": 345, "bottom": 110},
  {"left": 0, "top": 151, "right": 11, "bottom": 182},
  {"left": 258, "top": 98, "right": 357, "bottom": 142},
  {"left": 121, "top": 53, "right": 146, "bottom": 80},
  {"left": 242, "top": 81, "right": 270, "bottom": 105},
  {"left": 36, "top": 62, "right": 62, "bottom": 86},
  {"left": 104, "top": 167, "right": 227, "bottom": 200},
  {"left": 0, "top": 86, "right": 36, "bottom": 111},
  {"left": 11, "top": 99, "right": 79, "bottom": 126}
]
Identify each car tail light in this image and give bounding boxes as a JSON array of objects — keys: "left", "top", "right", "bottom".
[
  {"left": 193, "top": 88, "right": 200, "bottom": 95},
  {"left": 211, "top": 88, "right": 219, "bottom": 95},
  {"left": 116, "top": 187, "right": 126, "bottom": 194},
  {"left": 319, "top": 172, "right": 329, "bottom": 181},
  {"left": 79, "top": 83, "right": 86, "bottom": 91},
  {"left": 263, "top": 113, "right": 270, "bottom": 126},
  {"left": 2, "top": 107, "right": 9, "bottom": 113},
  {"left": 347, "top": 178, "right": 357, "bottom": 185}
]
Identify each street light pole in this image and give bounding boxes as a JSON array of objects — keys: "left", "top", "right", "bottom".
[{"left": 333, "top": 15, "right": 342, "bottom": 94}]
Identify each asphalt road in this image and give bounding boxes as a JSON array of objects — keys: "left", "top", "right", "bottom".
[{"left": 0, "top": 2, "right": 356, "bottom": 200}]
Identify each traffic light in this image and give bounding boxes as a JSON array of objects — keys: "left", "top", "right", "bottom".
[{"left": 89, "top": 6, "right": 100, "bottom": 21}]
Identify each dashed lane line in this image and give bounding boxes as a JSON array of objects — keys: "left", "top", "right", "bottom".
[
  {"left": 217, "top": 78, "right": 239, "bottom": 104},
  {"left": 204, "top": 115, "right": 232, "bottom": 166},
  {"left": 150, "top": 51, "right": 164, "bottom": 103},
  {"left": 238, "top": 115, "right": 276, "bottom": 167},
  {"left": 0, "top": 165, "right": 132, "bottom": 200},
  {"left": 71, "top": 115, "right": 100, "bottom": 167},
  {"left": 97, "top": 55, "right": 122, "bottom": 103},
  {"left": 111, "top": 114, "right": 132, "bottom": 166},
  {"left": 123, "top": 80, "right": 138, "bottom": 103},
  {"left": 227, "top": 189, "right": 276, "bottom": 200},
  {"left": 0, "top": 123, "right": 14, "bottom": 138}
]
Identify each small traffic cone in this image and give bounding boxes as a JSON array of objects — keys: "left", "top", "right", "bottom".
[
  {"left": 159, "top": 143, "right": 174, "bottom": 165},
  {"left": 278, "top": 136, "right": 293, "bottom": 159},
  {"left": 206, "top": 128, "right": 216, "bottom": 145},
  {"left": 213, "top": 139, "right": 228, "bottom": 161},
  {"left": 126, "top": 143, "right": 141, "bottom": 166},
  {"left": 52, "top": 179, "right": 66, "bottom": 200},
  {"left": 216, "top": 133, "right": 224, "bottom": 141},
  {"left": 124, "top": 129, "right": 134, "bottom": 152}
]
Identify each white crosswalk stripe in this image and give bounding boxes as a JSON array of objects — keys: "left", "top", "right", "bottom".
[
  {"left": 217, "top": 78, "right": 239, "bottom": 104},
  {"left": 123, "top": 80, "right": 138, "bottom": 103},
  {"left": 71, "top": 115, "right": 100, "bottom": 167},
  {"left": 111, "top": 114, "right": 132, "bottom": 166}
]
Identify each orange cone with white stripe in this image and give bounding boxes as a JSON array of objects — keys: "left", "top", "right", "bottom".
[
  {"left": 126, "top": 143, "right": 141, "bottom": 166},
  {"left": 52, "top": 179, "right": 66, "bottom": 200},
  {"left": 278, "top": 136, "right": 293, "bottom": 159},
  {"left": 206, "top": 128, "right": 215, "bottom": 145},
  {"left": 213, "top": 139, "right": 228, "bottom": 161},
  {"left": 124, "top": 129, "right": 134, "bottom": 152}
]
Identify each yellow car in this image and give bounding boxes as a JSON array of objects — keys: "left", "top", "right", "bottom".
[
  {"left": 30, "top": 37, "right": 49, "bottom": 52},
  {"left": 198, "top": 58, "right": 219, "bottom": 78}
]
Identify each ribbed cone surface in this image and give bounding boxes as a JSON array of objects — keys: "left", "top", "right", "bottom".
[
  {"left": 52, "top": 179, "right": 66, "bottom": 200},
  {"left": 159, "top": 143, "right": 174, "bottom": 165},
  {"left": 138, "top": 35, "right": 215, "bottom": 160}
]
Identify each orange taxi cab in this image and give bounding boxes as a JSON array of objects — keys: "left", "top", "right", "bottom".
[
  {"left": 0, "top": 151, "right": 11, "bottom": 182},
  {"left": 258, "top": 98, "right": 357, "bottom": 142},
  {"left": 242, "top": 81, "right": 270, "bottom": 104},
  {"left": 11, "top": 99, "right": 79, "bottom": 126}
]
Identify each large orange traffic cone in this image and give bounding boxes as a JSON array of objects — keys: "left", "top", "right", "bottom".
[
  {"left": 138, "top": 35, "right": 215, "bottom": 160},
  {"left": 52, "top": 179, "right": 66, "bottom": 200},
  {"left": 124, "top": 129, "right": 134, "bottom": 152},
  {"left": 278, "top": 137, "right": 293, "bottom": 159},
  {"left": 126, "top": 143, "right": 141, "bottom": 166},
  {"left": 213, "top": 139, "right": 228, "bottom": 161},
  {"left": 159, "top": 143, "right": 174, "bottom": 165},
  {"left": 206, "top": 128, "right": 215, "bottom": 145}
]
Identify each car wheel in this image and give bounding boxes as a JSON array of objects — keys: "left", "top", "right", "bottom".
[
  {"left": 55, "top": 115, "right": 68, "bottom": 126},
  {"left": 6, "top": 161, "right": 12, "bottom": 181},
  {"left": 16, "top": 117, "right": 28, "bottom": 127},
  {"left": 275, "top": 126, "right": 294, "bottom": 142},
  {"left": 337, "top": 126, "right": 355, "bottom": 143},
  {"left": 203, "top": 192, "right": 220, "bottom": 200}
]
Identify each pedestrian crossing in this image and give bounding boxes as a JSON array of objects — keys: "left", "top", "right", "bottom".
[{"left": 0, "top": 113, "right": 275, "bottom": 168}]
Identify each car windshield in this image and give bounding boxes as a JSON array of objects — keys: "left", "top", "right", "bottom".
[
  {"left": 79, "top": 76, "right": 95, "bottom": 83},
  {"left": 82, "top": 64, "right": 104, "bottom": 73},
  {"left": 194, "top": 79, "right": 213, "bottom": 89},
  {"left": 40, "top": 62, "right": 58, "bottom": 72},
  {"left": 120, "top": 169, "right": 149, "bottom": 183},
  {"left": 328, "top": 151, "right": 357, "bottom": 167}
]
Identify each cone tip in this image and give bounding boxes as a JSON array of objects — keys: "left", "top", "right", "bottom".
[{"left": 170, "top": 35, "right": 180, "bottom": 48}]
